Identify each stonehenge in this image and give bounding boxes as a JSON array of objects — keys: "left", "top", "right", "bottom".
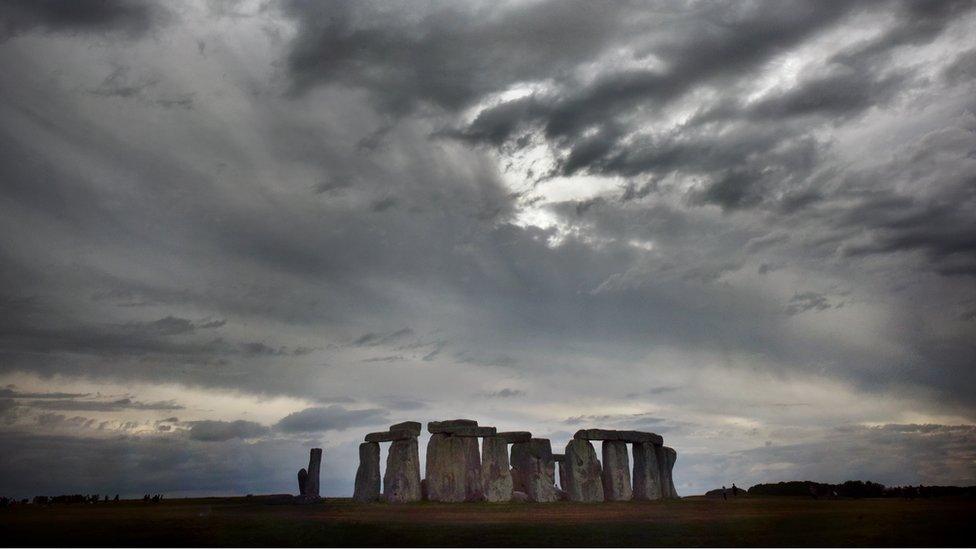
[
  {"left": 297, "top": 468, "right": 308, "bottom": 496},
  {"left": 295, "top": 448, "right": 321, "bottom": 499},
  {"left": 350, "top": 421, "right": 679, "bottom": 503}
]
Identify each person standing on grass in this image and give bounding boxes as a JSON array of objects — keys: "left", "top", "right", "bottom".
[
  {"left": 732, "top": 483, "right": 738, "bottom": 496},
  {"left": 722, "top": 486, "right": 727, "bottom": 500}
]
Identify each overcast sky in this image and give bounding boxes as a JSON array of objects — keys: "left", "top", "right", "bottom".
[{"left": 1, "top": 0, "right": 975, "bottom": 498}]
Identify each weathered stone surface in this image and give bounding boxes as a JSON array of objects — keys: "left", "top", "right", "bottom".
[
  {"left": 427, "top": 419, "right": 478, "bottom": 433},
  {"left": 510, "top": 438, "right": 557, "bottom": 502},
  {"left": 617, "top": 430, "right": 664, "bottom": 445},
  {"left": 306, "top": 448, "right": 322, "bottom": 498},
  {"left": 420, "top": 478, "right": 428, "bottom": 501},
  {"left": 562, "top": 439, "right": 604, "bottom": 502},
  {"left": 511, "top": 490, "right": 530, "bottom": 503},
  {"left": 573, "top": 429, "right": 663, "bottom": 445},
  {"left": 653, "top": 444, "right": 677, "bottom": 498},
  {"left": 353, "top": 442, "right": 381, "bottom": 502},
  {"left": 632, "top": 441, "right": 663, "bottom": 500},
  {"left": 297, "top": 468, "right": 308, "bottom": 496},
  {"left": 496, "top": 431, "right": 532, "bottom": 444},
  {"left": 602, "top": 441, "right": 632, "bottom": 501},
  {"left": 389, "top": 421, "right": 422, "bottom": 436},
  {"left": 664, "top": 446, "right": 678, "bottom": 498},
  {"left": 365, "top": 430, "right": 414, "bottom": 442},
  {"left": 425, "top": 433, "right": 485, "bottom": 502},
  {"left": 384, "top": 438, "right": 422, "bottom": 503},
  {"left": 555, "top": 487, "right": 570, "bottom": 501},
  {"left": 481, "top": 436, "right": 514, "bottom": 502},
  {"left": 552, "top": 453, "right": 565, "bottom": 462},
  {"left": 574, "top": 429, "right": 621, "bottom": 441},
  {"left": 430, "top": 426, "right": 497, "bottom": 437}
]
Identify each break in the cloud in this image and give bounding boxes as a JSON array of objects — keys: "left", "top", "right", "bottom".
[{"left": 0, "top": 0, "right": 974, "bottom": 498}]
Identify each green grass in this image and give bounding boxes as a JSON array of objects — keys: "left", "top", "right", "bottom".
[{"left": 3, "top": 496, "right": 974, "bottom": 546}]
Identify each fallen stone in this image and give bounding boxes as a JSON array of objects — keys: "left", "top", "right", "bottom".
[
  {"left": 562, "top": 439, "right": 604, "bottom": 502},
  {"left": 389, "top": 421, "right": 422, "bottom": 436},
  {"left": 664, "top": 446, "right": 678, "bottom": 499},
  {"left": 481, "top": 436, "right": 514, "bottom": 502},
  {"left": 574, "top": 428, "right": 622, "bottom": 441},
  {"left": 511, "top": 490, "right": 530, "bottom": 503},
  {"left": 632, "top": 441, "right": 663, "bottom": 500},
  {"left": 306, "top": 448, "right": 322, "bottom": 498},
  {"left": 602, "top": 441, "right": 632, "bottom": 501},
  {"left": 383, "top": 438, "right": 422, "bottom": 503},
  {"left": 297, "top": 468, "right": 308, "bottom": 496},
  {"left": 353, "top": 442, "right": 381, "bottom": 502},
  {"left": 365, "top": 430, "right": 415, "bottom": 442},
  {"left": 425, "top": 433, "right": 484, "bottom": 502},
  {"left": 511, "top": 438, "right": 557, "bottom": 502},
  {"left": 496, "top": 431, "right": 532, "bottom": 444},
  {"left": 427, "top": 419, "right": 478, "bottom": 433}
]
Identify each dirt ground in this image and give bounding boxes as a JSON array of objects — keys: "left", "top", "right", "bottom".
[{"left": 3, "top": 495, "right": 974, "bottom": 546}]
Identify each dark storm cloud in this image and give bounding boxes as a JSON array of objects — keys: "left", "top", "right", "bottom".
[
  {"left": 186, "top": 419, "right": 269, "bottom": 442},
  {"left": 0, "top": 387, "right": 89, "bottom": 399},
  {"left": 0, "top": 0, "right": 171, "bottom": 41},
  {"left": 274, "top": 405, "right": 388, "bottom": 433}
]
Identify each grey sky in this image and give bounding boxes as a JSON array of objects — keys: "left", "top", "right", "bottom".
[{"left": 0, "top": 0, "right": 974, "bottom": 498}]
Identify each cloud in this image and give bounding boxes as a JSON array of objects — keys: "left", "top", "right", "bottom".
[
  {"left": 30, "top": 397, "right": 183, "bottom": 412},
  {"left": 0, "top": 0, "right": 172, "bottom": 41},
  {"left": 274, "top": 406, "right": 388, "bottom": 434},
  {"left": 481, "top": 388, "right": 525, "bottom": 398},
  {"left": 186, "top": 420, "right": 269, "bottom": 442}
]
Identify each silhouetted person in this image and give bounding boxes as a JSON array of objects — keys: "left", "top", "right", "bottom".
[
  {"left": 114, "top": 494, "right": 119, "bottom": 502},
  {"left": 722, "top": 485, "right": 727, "bottom": 500},
  {"left": 732, "top": 483, "right": 738, "bottom": 496}
]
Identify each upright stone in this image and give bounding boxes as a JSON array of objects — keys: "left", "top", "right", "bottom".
[
  {"left": 510, "top": 438, "right": 557, "bottom": 502},
  {"left": 297, "top": 468, "right": 308, "bottom": 496},
  {"left": 426, "top": 433, "right": 484, "bottom": 502},
  {"left": 664, "top": 446, "right": 678, "bottom": 498},
  {"left": 632, "top": 442, "right": 663, "bottom": 500},
  {"left": 353, "top": 442, "right": 381, "bottom": 502},
  {"left": 306, "top": 448, "right": 322, "bottom": 498},
  {"left": 384, "top": 438, "right": 421, "bottom": 503},
  {"left": 482, "top": 436, "right": 513, "bottom": 502},
  {"left": 563, "top": 439, "right": 604, "bottom": 502},
  {"left": 602, "top": 441, "right": 632, "bottom": 501},
  {"left": 654, "top": 444, "right": 671, "bottom": 498}
]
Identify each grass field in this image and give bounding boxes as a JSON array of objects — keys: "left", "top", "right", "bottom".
[{"left": 3, "top": 495, "right": 974, "bottom": 546}]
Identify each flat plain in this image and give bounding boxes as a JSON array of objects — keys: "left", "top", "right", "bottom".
[{"left": 3, "top": 495, "right": 974, "bottom": 546}]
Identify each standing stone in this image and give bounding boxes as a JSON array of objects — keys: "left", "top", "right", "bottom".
[
  {"left": 425, "top": 434, "right": 484, "bottom": 502},
  {"left": 654, "top": 444, "right": 672, "bottom": 498},
  {"left": 601, "top": 441, "right": 632, "bottom": 501},
  {"left": 297, "top": 468, "right": 308, "bottom": 496},
  {"left": 482, "top": 436, "right": 513, "bottom": 502},
  {"left": 384, "top": 438, "right": 421, "bottom": 503},
  {"left": 562, "top": 439, "right": 604, "bottom": 502},
  {"left": 511, "top": 438, "right": 557, "bottom": 502},
  {"left": 353, "top": 442, "right": 381, "bottom": 502},
  {"left": 306, "top": 448, "right": 322, "bottom": 498},
  {"left": 664, "top": 446, "right": 678, "bottom": 498},
  {"left": 632, "top": 442, "right": 663, "bottom": 500}
]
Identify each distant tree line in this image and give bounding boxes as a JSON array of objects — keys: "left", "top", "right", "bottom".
[{"left": 747, "top": 480, "right": 976, "bottom": 498}]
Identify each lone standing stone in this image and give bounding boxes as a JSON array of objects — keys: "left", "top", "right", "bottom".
[
  {"left": 306, "top": 448, "right": 322, "bottom": 498},
  {"left": 632, "top": 441, "right": 663, "bottom": 500},
  {"left": 297, "top": 468, "right": 308, "bottom": 496},
  {"left": 384, "top": 438, "right": 422, "bottom": 503},
  {"left": 481, "top": 435, "right": 513, "bottom": 502},
  {"left": 563, "top": 439, "right": 604, "bottom": 502},
  {"left": 511, "top": 438, "right": 557, "bottom": 502},
  {"left": 353, "top": 442, "right": 381, "bottom": 502},
  {"left": 601, "top": 441, "right": 632, "bottom": 501}
]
